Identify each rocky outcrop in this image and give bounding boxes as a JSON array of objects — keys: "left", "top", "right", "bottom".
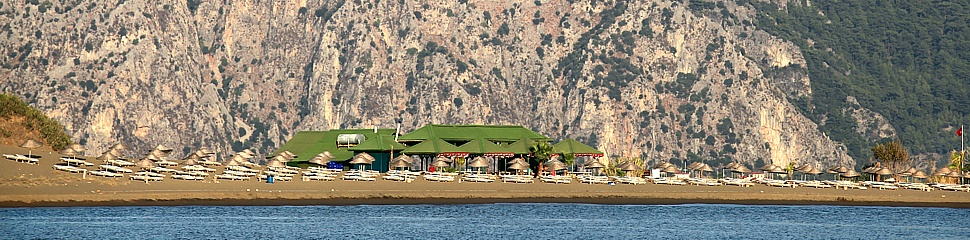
[{"left": 0, "top": 0, "right": 879, "bottom": 168}]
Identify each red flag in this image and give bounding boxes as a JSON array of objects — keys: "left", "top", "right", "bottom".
[{"left": 958, "top": 128, "right": 963, "bottom": 137}]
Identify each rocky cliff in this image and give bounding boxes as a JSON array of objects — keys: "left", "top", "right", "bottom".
[{"left": 0, "top": 0, "right": 890, "bottom": 168}]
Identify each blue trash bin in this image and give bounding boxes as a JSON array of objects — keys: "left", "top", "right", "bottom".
[{"left": 267, "top": 175, "right": 274, "bottom": 183}]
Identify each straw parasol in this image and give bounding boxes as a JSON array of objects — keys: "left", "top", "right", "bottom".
[
  {"left": 19, "top": 139, "right": 43, "bottom": 157},
  {"left": 912, "top": 171, "right": 928, "bottom": 179},
  {"left": 769, "top": 165, "right": 787, "bottom": 174},
  {"left": 110, "top": 143, "right": 127, "bottom": 151},
  {"left": 544, "top": 159, "right": 567, "bottom": 171},
  {"left": 688, "top": 162, "right": 703, "bottom": 170},
  {"left": 468, "top": 156, "right": 489, "bottom": 168},
  {"left": 308, "top": 152, "right": 333, "bottom": 166},
  {"left": 933, "top": 167, "right": 952, "bottom": 176},
  {"left": 584, "top": 160, "right": 606, "bottom": 169},
  {"left": 67, "top": 143, "right": 85, "bottom": 153},
  {"left": 724, "top": 162, "right": 739, "bottom": 170},
  {"left": 619, "top": 161, "right": 642, "bottom": 172},
  {"left": 388, "top": 158, "right": 411, "bottom": 170},
  {"left": 431, "top": 159, "right": 451, "bottom": 170},
  {"left": 435, "top": 156, "right": 453, "bottom": 163},
  {"left": 59, "top": 147, "right": 79, "bottom": 157},
  {"left": 269, "top": 155, "right": 290, "bottom": 163},
  {"left": 732, "top": 165, "right": 752, "bottom": 173},
  {"left": 97, "top": 152, "right": 117, "bottom": 161},
  {"left": 182, "top": 156, "right": 199, "bottom": 166},
  {"left": 874, "top": 167, "right": 894, "bottom": 176},
  {"left": 653, "top": 161, "right": 673, "bottom": 169},
  {"left": 135, "top": 158, "right": 155, "bottom": 169},
  {"left": 266, "top": 159, "right": 286, "bottom": 168},
  {"left": 830, "top": 166, "right": 849, "bottom": 173},
  {"left": 350, "top": 153, "right": 375, "bottom": 164},
  {"left": 507, "top": 161, "right": 528, "bottom": 171},
  {"left": 841, "top": 169, "right": 861, "bottom": 178},
  {"left": 663, "top": 165, "right": 680, "bottom": 173},
  {"left": 945, "top": 171, "right": 963, "bottom": 179},
  {"left": 394, "top": 154, "right": 414, "bottom": 164}
]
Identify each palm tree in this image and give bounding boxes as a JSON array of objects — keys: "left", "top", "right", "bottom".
[
  {"left": 529, "top": 141, "right": 553, "bottom": 176},
  {"left": 562, "top": 153, "right": 575, "bottom": 172}
]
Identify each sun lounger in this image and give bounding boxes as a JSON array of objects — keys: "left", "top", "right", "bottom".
[
  {"left": 99, "top": 164, "right": 133, "bottom": 173},
  {"left": 7, "top": 154, "right": 39, "bottom": 164},
  {"left": 214, "top": 174, "right": 250, "bottom": 181},
  {"left": 129, "top": 175, "right": 163, "bottom": 181},
  {"left": 182, "top": 165, "right": 216, "bottom": 172},
  {"left": 90, "top": 170, "right": 124, "bottom": 177},
  {"left": 200, "top": 161, "right": 222, "bottom": 166},
  {"left": 303, "top": 175, "right": 335, "bottom": 181},
  {"left": 106, "top": 159, "right": 136, "bottom": 167},
  {"left": 155, "top": 160, "right": 179, "bottom": 167},
  {"left": 53, "top": 164, "right": 84, "bottom": 173}
]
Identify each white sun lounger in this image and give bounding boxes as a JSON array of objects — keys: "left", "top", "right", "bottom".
[
  {"left": 6, "top": 154, "right": 39, "bottom": 164},
  {"left": 130, "top": 175, "right": 163, "bottom": 181},
  {"left": 53, "top": 164, "right": 84, "bottom": 173},
  {"left": 90, "top": 170, "right": 123, "bottom": 177}
]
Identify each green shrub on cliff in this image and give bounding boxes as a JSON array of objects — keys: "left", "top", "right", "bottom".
[{"left": 0, "top": 93, "right": 72, "bottom": 150}]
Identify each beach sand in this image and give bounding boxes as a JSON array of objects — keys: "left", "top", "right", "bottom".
[{"left": 1, "top": 145, "right": 969, "bottom": 208}]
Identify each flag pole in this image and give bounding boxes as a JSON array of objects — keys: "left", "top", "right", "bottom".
[{"left": 962, "top": 125, "right": 965, "bottom": 173}]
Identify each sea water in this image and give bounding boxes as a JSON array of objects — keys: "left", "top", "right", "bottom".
[{"left": 0, "top": 204, "right": 967, "bottom": 239}]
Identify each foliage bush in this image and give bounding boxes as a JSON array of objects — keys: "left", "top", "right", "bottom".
[{"left": 0, "top": 94, "right": 72, "bottom": 150}]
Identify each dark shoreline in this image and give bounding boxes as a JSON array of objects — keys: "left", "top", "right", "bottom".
[{"left": 3, "top": 197, "right": 969, "bottom": 209}]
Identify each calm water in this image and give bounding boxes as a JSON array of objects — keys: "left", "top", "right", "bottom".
[{"left": 0, "top": 204, "right": 968, "bottom": 239}]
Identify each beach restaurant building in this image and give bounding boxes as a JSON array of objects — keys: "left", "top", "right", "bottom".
[{"left": 273, "top": 124, "right": 603, "bottom": 172}]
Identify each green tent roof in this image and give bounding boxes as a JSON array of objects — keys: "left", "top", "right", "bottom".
[
  {"left": 401, "top": 138, "right": 466, "bottom": 155},
  {"left": 505, "top": 138, "right": 535, "bottom": 155},
  {"left": 458, "top": 138, "right": 514, "bottom": 156},
  {"left": 349, "top": 135, "right": 406, "bottom": 151},
  {"left": 398, "top": 124, "right": 552, "bottom": 142},
  {"left": 273, "top": 129, "right": 397, "bottom": 163},
  {"left": 552, "top": 138, "right": 603, "bottom": 157}
]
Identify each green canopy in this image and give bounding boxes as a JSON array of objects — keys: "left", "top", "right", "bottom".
[
  {"left": 552, "top": 138, "right": 603, "bottom": 157},
  {"left": 458, "top": 138, "right": 514, "bottom": 157},
  {"left": 504, "top": 138, "right": 535, "bottom": 155},
  {"left": 398, "top": 124, "right": 552, "bottom": 142},
  {"left": 272, "top": 129, "right": 397, "bottom": 164},
  {"left": 402, "top": 138, "right": 468, "bottom": 157},
  {"left": 349, "top": 135, "right": 406, "bottom": 151}
]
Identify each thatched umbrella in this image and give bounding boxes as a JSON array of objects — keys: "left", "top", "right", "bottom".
[
  {"left": 350, "top": 153, "right": 375, "bottom": 170},
  {"left": 725, "top": 162, "right": 739, "bottom": 170},
  {"left": 619, "top": 161, "right": 642, "bottom": 172},
  {"left": 394, "top": 154, "right": 414, "bottom": 164},
  {"left": 912, "top": 171, "right": 928, "bottom": 180},
  {"left": 688, "top": 162, "right": 703, "bottom": 170},
  {"left": 584, "top": 160, "right": 606, "bottom": 169},
  {"left": 663, "top": 165, "right": 680, "bottom": 174},
  {"left": 934, "top": 167, "right": 952, "bottom": 176},
  {"left": 308, "top": 152, "right": 333, "bottom": 166},
  {"left": 388, "top": 158, "right": 411, "bottom": 170},
  {"left": 59, "top": 147, "right": 79, "bottom": 158},
  {"left": 19, "top": 139, "right": 43, "bottom": 157},
  {"left": 544, "top": 159, "right": 567, "bottom": 171},
  {"left": 653, "top": 161, "right": 673, "bottom": 169},
  {"left": 945, "top": 171, "right": 963, "bottom": 181},
  {"left": 135, "top": 158, "right": 155, "bottom": 170},
  {"left": 270, "top": 155, "right": 290, "bottom": 163},
  {"left": 507, "top": 161, "right": 528, "bottom": 171},
  {"left": 468, "top": 156, "right": 489, "bottom": 173},
  {"left": 732, "top": 165, "right": 752, "bottom": 173},
  {"left": 67, "top": 143, "right": 85, "bottom": 153},
  {"left": 697, "top": 164, "right": 714, "bottom": 178},
  {"left": 266, "top": 159, "right": 286, "bottom": 168},
  {"left": 97, "top": 152, "right": 117, "bottom": 162},
  {"left": 841, "top": 169, "right": 861, "bottom": 179},
  {"left": 430, "top": 159, "right": 451, "bottom": 172},
  {"left": 435, "top": 156, "right": 453, "bottom": 163},
  {"left": 182, "top": 155, "right": 199, "bottom": 166}
]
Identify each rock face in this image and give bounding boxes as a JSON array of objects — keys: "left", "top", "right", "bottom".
[{"left": 0, "top": 0, "right": 886, "bottom": 168}]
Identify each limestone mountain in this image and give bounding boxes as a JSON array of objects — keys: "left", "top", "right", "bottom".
[{"left": 5, "top": 0, "right": 950, "bottom": 170}]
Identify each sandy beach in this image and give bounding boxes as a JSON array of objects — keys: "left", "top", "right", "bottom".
[{"left": 2, "top": 145, "right": 969, "bottom": 208}]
